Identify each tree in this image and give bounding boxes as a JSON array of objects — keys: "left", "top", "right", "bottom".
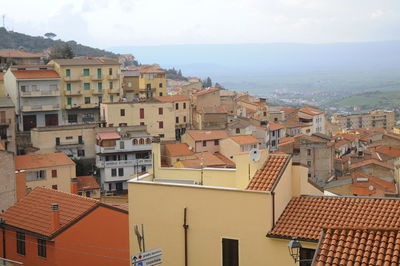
[
  {"left": 44, "top": 32, "right": 56, "bottom": 39},
  {"left": 202, "top": 77, "right": 212, "bottom": 88},
  {"left": 178, "top": 69, "right": 182, "bottom": 77},
  {"left": 215, "top": 82, "right": 222, "bottom": 88},
  {"left": 49, "top": 43, "right": 74, "bottom": 59}
]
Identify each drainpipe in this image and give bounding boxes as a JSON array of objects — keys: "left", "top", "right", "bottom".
[
  {"left": 271, "top": 192, "right": 276, "bottom": 227},
  {"left": 183, "top": 208, "right": 189, "bottom": 266},
  {"left": 1, "top": 218, "right": 5, "bottom": 264}
]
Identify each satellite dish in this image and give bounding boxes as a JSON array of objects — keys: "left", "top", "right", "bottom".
[
  {"left": 250, "top": 148, "right": 261, "bottom": 162},
  {"left": 368, "top": 185, "right": 374, "bottom": 191}
]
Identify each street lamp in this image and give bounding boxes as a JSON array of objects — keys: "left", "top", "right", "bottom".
[{"left": 288, "top": 238, "right": 302, "bottom": 263}]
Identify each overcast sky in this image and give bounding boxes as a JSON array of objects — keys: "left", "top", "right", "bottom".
[{"left": 2, "top": 0, "right": 400, "bottom": 48}]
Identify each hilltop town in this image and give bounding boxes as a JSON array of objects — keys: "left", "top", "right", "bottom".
[{"left": 0, "top": 49, "right": 400, "bottom": 265}]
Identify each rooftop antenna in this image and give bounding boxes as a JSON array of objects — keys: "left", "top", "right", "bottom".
[{"left": 2, "top": 15, "right": 5, "bottom": 28}]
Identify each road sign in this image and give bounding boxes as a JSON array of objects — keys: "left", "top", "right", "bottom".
[{"left": 132, "top": 248, "right": 162, "bottom": 266}]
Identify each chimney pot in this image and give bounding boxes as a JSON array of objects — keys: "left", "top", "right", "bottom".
[
  {"left": 51, "top": 203, "right": 60, "bottom": 231},
  {"left": 70, "top": 178, "right": 78, "bottom": 194}
]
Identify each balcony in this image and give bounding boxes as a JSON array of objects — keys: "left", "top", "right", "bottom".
[
  {"left": 92, "top": 75, "right": 104, "bottom": 81},
  {"left": 106, "top": 74, "right": 120, "bottom": 80},
  {"left": 63, "top": 75, "right": 81, "bottom": 82},
  {"left": 21, "top": 89, "right": 60, "bottom": 97},
  {"left": 21, "top": 104, "right": 60, "bottom": 112},
  {"left": 96, "top": 158, "right": 152, "bottom": 168},
  {"left": 92, "top": 89, "right": 104, "bottom": 95},
  {"left": 0, "top": 118, "right": 11, "bottom": 126},
  {"left": 107, "top": 88, "right": 120, "bottom": 94},
  {"left": 65, "top": 89, "right": 82, "bottom": 96},
  {"left": 56, "top": 141, "right": 84, "bottom": 150},
  {"left": 96, "top": 143, "right": 151, "bottom": 154}
]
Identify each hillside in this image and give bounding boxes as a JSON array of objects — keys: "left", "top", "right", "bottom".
[{"left": 0, "top": 27, "right": 117, "bottom": 58}]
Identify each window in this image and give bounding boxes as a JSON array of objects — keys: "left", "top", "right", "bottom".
[
  {"left": 272, "top": 131, "right": 275, "bottom": 137},
  {"left": 140, "top": 108, "right": 144, "bottom": 119},
  {"left": 307, "top": 149, "right": 311, "bottom": 156},
  {"left": 68, "top": 114, "right": 77, "bottom": 123},
  {"left": 159, "top": 134, "right": 165, "bottom": 138},
  {"left": 203, "top": 141, "right": 207, "bottom": 147},
  {"left": 67, "top": 97, "right": 72, "bottom": 105},
  {"left": 184, "top": 116, "right": 187, "bottom": 123},
  {"left": 85, "top": 191, "right": 91, "bottom": 197},
  {"left": 110, "top": 95, "right": 114, "bottom": 102},
  {"left": 109, "top": 68, "right": 113, "bottom": 75},
  {"left": 120, "top": 141, "right": 125, "bottom": 149},
  {"left": 175, "top": 103, "right": 179, "bottom": 110},
  {"left": 85, "top": 97, "right": 91, "bottom": 104},
  {"left": 97, "top": 68, "right": 102, "bottom": 78},
  {"left": 222, "top": 238, "right": 238, "bottom": 266},
  {"left": 66, "top": 136, "right": 73, "bottom": 141},
  {"left": 116, "top": 182, "right": 123, "bottom": 191},
  {"left": 52, "top": 169, "right": 57, "bottom": 178},
  {"left": 118, "top": 168, "right": 124, "bottom": 176},
  {"left": 159, "top": 83, "right": 163, "bottom": 88},
  {"left": 159, "top": 121, "right": 164, "bottom": 129},
  {"left": 78, "top": 136, "right": 83, "bottom": 144},
  {"left": 98, "top": 96, "right": 102, "bottom": 103},
  {"left": 111, "top": 168, "right": 117, "bottom": 177},
  {"left": 38, "top": 239, "right": 47, "bottom": 258},
  {"left": 158, "top": 108, "right": 163, "bottom": 115},
  {"left": 271, "top": 140, "right": 276, "bottom": 147},
  {"left": 183, "top": 102, "right": 186, "bottom": 109},
  {"left": 307, "top": 161, "right": 311, "bottom": 167},
  {"left": 159, "top": 92, "right": 163, "bottom": 96},
  {"left": 274, "top": 118, "right": 278, "bottom": 122},
  {"left": 236, "top": 128, "right": 240, "bottom": 134},
  {"left": 120, "top": 109, "right": 125, "bottom": 116},
  {"left": 109, "top": 82, "right": 113, "bottom": 89},
  {"left": 263, "top": 111, "right": 267, "bottom": 116},
  {"left": 17, "top": 232, "right": 25, "bottom": 255},
  {"left": 52, "top": 185, "right": 58, "bottom": 190},
  {"left": 66, "top": 83, "right": 71, "bottom": 91},
  {"left": 78, "top": 149, "right": 85, "bottom": 157},
  {"left": 84, "top": 83, "right": 90, "bottom": 90},
  {"left": 55, "top": 137, "right": 60, "bottom": 145},
  {"left": 83, "top": 69, "right": 90, "bottom": 76},
  {"left": 98, "top": 82, "right": 103, "bottom": 91},
  {"left": 176, "top": 117, "right": 179, "bottom": 123},
  {"left": 300, "top": 248, "right": 315, "bottom": 266},
  {"left": 66, "top": 69, "right": 71, "bottom": 77},
  {"left": 214, "top": 140, "right": 219, "bottom": 145},
  {"left": 140, "top": 122, "right": 145, "bottom": 126}
]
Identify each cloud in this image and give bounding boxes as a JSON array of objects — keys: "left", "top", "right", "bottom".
[{"left": 370, "top": 10, "right": 384, "bottom": 19}]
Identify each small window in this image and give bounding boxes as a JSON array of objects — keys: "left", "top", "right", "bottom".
[
  {"left": 110, "top": 95, "right": 114, "bottom": 102},
  {"left": 66, "top": 69, "right": 71, "bottom": 77},
  {"left": 52, "top": 169, "right": 57, "bottom": 178},
  {"left": 84, "top": 83, "right": 90, "bottom": 90},
  {"left": 175, "top": 103, "right": 179, "bottom": 110},
  {"left": 66, "top": 136, "right": 73, "bottom": 140},
  {"left": 98, "top": 96, "right": 102, "bottom": 103},
  {"left": 66, "top": 83, "right": 71, "bottom": 91},
  {"left": 98, "top": 82, "right": 103, "bottom": 91},
  {"left": 78, "top": 136, "right": 83, "bottom": 144},
  {"left": 274, "top": 118, "right": 278, "bottom": 122},
  {"left": 77, "top": 149, "right": 85, "bottom": 157},
  {"left": 236, "top": 128, "right": 240, "bottom": 134},
  {"left": 85, "top": 97, "right": 91, "bottom": 104},
  {"left": 307, "top": 149, "right": 311, "bottom": 156},
  {"left": 85, "top": 191, "right": 90, "bottom": 197},
  {"left": 55, "top": 137, "right": 60, "bottom": 145},
  {"left": 272, "top": 131, "right": 275, "bottom": 137},
  {"left": 83, "top": 69, "right": 90, "bottom": 76},
  {"left": 159, "top": 134, "right": 165, "bottom": 138},
  {"left": 222, "top": 238, "right": 238, "bottom": 266},
  {"left": 68, "top": 114, "right": 77, "bottom": 123},
  {"left": 140, "top": 108, "right": 144, "bottom": 119},
  {"left": 183, "top": 102, "right": 186, "bottom": 109},
  {"left": 109, "top": 82, "right": 113, "bottom": 89},
  {"left": 159, "top": 108, "right": 163, "bottom": 115},
  {"left": 17, "top": 232, "right": 25, "bottom": 255},
  {"left": 120, "top": 141, "right": 125, "bottom": 149},
  {"left": 118, "top": 168, "right": 124, "bottom": 176},
  {"left": 67, "top": 97, "right": 72, "bottom": 105},
  {"left": 159, "top": 83, "right": 163, "bottom": 88},
  {"left": 159, "top": 92, "right": 163, "bottom": 96},
  {"left": 111, "top": 169, "right": 117, "bottom": 177},
  {"left": 109, "top": 68, "right": 113, "bottom": 75},
  {"left": 271, "top": 140, "right": 276, "bottom": 147},
  {"left": 214, "top": 140, "right": 219, "bottom": 145},
  {"left": 38, "top": 239, "right": 47, "bottom": 258},
  {"left": 203, "top": 141, "right": 207, "bottom": 147},
  {"left": 140, "top": 122, "right": 145, "bottom": 126},
  {"left": 176, "top": 117, "right": 179, "bottom": 124},
  {"left": 307, "top": 161, "right": 311, "bottom": 167},
  {"left": 52, "top": 185, "right": 58, "bottom": 190},
  {"left": 120, "top": 109, "right": 125, "bottom": 116},
  {"left": 159, "top": 121, "right": 164, "bottom": 129}
]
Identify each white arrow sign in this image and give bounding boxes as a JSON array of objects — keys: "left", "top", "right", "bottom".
[{"left": 132, "top": 248, "right": 162, "bottom": 266}]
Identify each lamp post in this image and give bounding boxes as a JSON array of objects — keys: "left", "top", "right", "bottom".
[{"left": 288, "top": 238, "right": 302, "bottom": 263}]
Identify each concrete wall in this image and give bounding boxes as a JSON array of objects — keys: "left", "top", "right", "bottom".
[{"left": 0, "top": 151, "right": 15, "bottom": 213}]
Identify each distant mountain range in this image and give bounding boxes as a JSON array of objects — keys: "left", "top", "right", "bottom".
[
  {"left": 111, "top": 41, "right": 400, "bottom": 92},
  {"left": 0, "top": 27, "right": 117, "bottom": 58}
]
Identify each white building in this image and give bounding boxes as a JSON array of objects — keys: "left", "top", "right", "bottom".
[{"left": 298, "top": 107, "right": 326, "bottom": 134}]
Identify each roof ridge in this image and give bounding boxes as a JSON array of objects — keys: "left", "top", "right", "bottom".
[{"left": 35, "top": 186, "right": 99, "bottom": 203}]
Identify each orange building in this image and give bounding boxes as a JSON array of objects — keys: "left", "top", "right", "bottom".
[{"left": 0, "top": 187, "right": 129, "bottom": 266}]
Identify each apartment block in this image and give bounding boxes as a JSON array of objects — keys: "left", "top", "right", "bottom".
[
  {"left": 95, "top": 126, "right": 152, "bottom": 193},
  {"left": 332, "top": 110, "right": 395, "bottom": 130},
  {"left": 298, "top": 107, "right": 326, "bottom": 134},
  {"left": 30, "top": 123, "right": 97, "bottom": 159},
  {"left": 0, "top": 97, "right": 16, "bottom": 153},
  {"left": 0, "top": 49, "right": 42, "bottom": 69},
  {"left": 48, "top": 57, "right": 122, "bottom": 124},
  {"left": 219, "top": 135, "right": 259, "bottom": 160},
  {"left": 121, "top": 69, "right": 139, "bottom": 101},
  {"left": 15, "top": 152, "right": 76, "bottom": 193},
  {"left": 181, "top": 130, "right": 229, "bottom": 154},
  {"left": 100, "top": 100, "right": 176, "bottom": 141},
  {"left": 4, "top": 65, "right": 62, "bottom": 131}
]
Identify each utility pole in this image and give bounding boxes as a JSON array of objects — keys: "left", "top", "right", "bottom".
[{"left": 2, "top": 15, "right": 5, "bottom": 28}]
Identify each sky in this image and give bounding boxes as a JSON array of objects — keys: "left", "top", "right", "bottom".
[{"left": 2, "top": 0, "right": 400, "bottom": 49}]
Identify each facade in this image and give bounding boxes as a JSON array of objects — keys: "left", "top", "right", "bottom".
[
  {"left": 15, "top": 152, "right": 76, "bottom": 193},
  {"left": 95, "top": 126, "right": 152, "bottom": 192},
  {"left": 219, "top": 135, "right": 259, "bottom": 160},
  {"left": 137, "top": 65, "right": 167, "bottom": 98},
  {"left": 0, "top": 97, "right": 16, "bottom": 153},
  {"left": 267, "top": 121, "right": 285, "bottom": 151},
  {"left": 0, "top": 150, "right": 16, "bottom": 213},
  {"left": 332, "top": 110, "right": 395, "bottom": 130},
  {"left": 181, "top": 130, "right": 229, "bottom": 154},
  {"left": 0, "top": 49, "right": 42, "bottom": 69},
  {"left": 191, "top": 87, "right": 220, "bottom": 110},
  {"left": 100, "top": 100, "right": 176, "bottom": 141},
  {"left": 30, "top": 123, "right": 97, "bottom": 159},
  {"left": 77, "top": 175, "right": 101, "bottom": 199},
  {"left": 121, "top": 69, "right": 139, "bottom": 100},
  {"left": 48, "top": 58, "right": 122, "bottom": 124},
  {"left": 298, "top": 107, "right": 326, "bottom": 134},
  {"left": 4, "top": 65, "right": 62, "bottom": 131},
  {"left": 0, "top": 187, "right": 129, "bottom": 266},
  {"left": 193, "top": 106, "right": 228, "bottom": 130},
  {"left": 0, "top": 72, "right": 5, "bottom": 96}
]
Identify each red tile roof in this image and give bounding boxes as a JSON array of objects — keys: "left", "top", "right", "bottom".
[
  {"left": 77, "top": 176, "right": 100, "bottom": 191},
  {"left": 186, "top": 130, "right": 229, "bottom": 141},
  {"left": 279, "top": 107, "right": 296, "bottom": 115},
  {"left": 0, "top": 49, "right": 42, "bottom": 58},
  {"left": 247, "top": 154, "right": 290, "bottom": 191},
  {"left": 165, "top": 143, "right": 194, "bottom": 157},
  {"left": 194, "top": 87, "right": 219, "bottom": 96},
  {"left": 155, "top": 95, "right": 189, "bottom": 102},
  {"left": 1, "top": 187, "right": 98, "bottom": 237},
  {"left": 213, "top": 153, "right": 236, "bottom": 168},
  {"left": 299, "top": 107, "right": 324, "bottom": 116},
  {"left": 230, "top": 135, "right": 258, "bottom": 145},
  {"left": 97, "top": 132, "right": 121, "bottom": 140},
  {"left": 350, "top": 159, "right": 394, "bottom": 170},
  {"left": 313, "top": 228, "right": 400, "bottom": 265},
  {"left": 373, "top": 146, "right": 400, "bottom": 158},
  {"left": 11, "top": 70, "right": 60, "bottom": 79},
  {"left": 268, "top": 196, "right": 400, "bottom": 241},
  {"left": 384, "top": 133, "right": 400, "bottom": 141},
  {"left": 268, "top": 121, "right": 284, "bottom": 131},
  {"left": 179, "top": 152, "right": 226, "bottom": 168},
  {"left": 15, "top": 152, "right": 75, "bottom": 170},
  {"left": 351, "top": 172, "right": 396, "bottom": 197}
]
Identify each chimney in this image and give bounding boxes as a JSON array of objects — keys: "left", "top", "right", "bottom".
[
  {"left": 51, "top": 203, "right": 60, "bottom": 231},
  {"left": 70, "top": 178, "right": 78, "bottom": 194}
]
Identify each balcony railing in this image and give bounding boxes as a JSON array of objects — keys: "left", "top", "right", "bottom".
[
  {"left": 96, "top": 158, "right": 152, "bottom": 168},
  {"left": 21, "top": 104, "right": 60, "bottom": 112},
  {"left": 21, "top": 89, "right": 60, "bottom": 97},
  {"left": 0, "top": 118, "right": 11, "bottom": 126},
  {"left": 63, "top": 75, "right": 81, "bottom": 82},
  {"left": 96, "top": 143, "right": 151, "bottom": 153},
  {"left": 56, "top": 141, "right": 84, "bottom": 149}
]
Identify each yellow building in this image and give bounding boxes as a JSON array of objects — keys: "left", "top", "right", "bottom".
[
  {"left": 331, "top": 109, "right": 395, "bottom": 130},
  {"left": 0, "top": 72, "right": 5, "bottom": 96},
  {"left": 15, "top": 152, "right": 76, "bottom": 193},
  {"left": 122, "top": 69, "right": 140, "bottom": 100},
  {"left": 138, "top": 65, "right": 167, "bottom": 98},
  {"left": 48, "top": 58, "right": 122, "bottom": 124},
  {"left": 100, "top": 100, "right": 176, "bottom": 141}
]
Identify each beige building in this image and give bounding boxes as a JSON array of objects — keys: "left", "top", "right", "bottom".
[
  {"left": 331, "top": 110, "right": 395, "bottom": 130},
  {"left": 0, "top": 72, "right": 5, "bottom": 96},
  {"left": 121, "top": 69, "right": 140, "bottom": 100},
  {"left": 77, "top": 175, "right": 101, "bottom": 199},
  {"left": 15, "top": 152, "right": 76, "bottom": 193},
  {"left": 100, "top": 100, "right": 176, "bottom": 141},
  {"left": 124, "top": 65, "right": 167, "bottom": 99},
  {"left": 30, "top": 123, "right": 97, "bottom": 159},
  {"left": 298, "top": 107, "right": 326, "bottom": 134},
  {"left": 0, "top": 149, "right": 16, "bottom": 213},
  {"left": 181, "top": 130, "right": 229, "bottom": 154},
  {"left": 0, "top": 49, "right": 42, "bottom": 69},
  {"left": 48, "top": 57, "right": 122, "bottom": 124},
  {"left": 0, "top": 97, "right": 16, "bottom": 153},
  {"left": 220, "top": 135, "right": 259, "bottom": 160}
]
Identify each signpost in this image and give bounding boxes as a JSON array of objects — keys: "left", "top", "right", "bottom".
[{"left": 132, "top": 248, "right": 162, "bottom": 266}]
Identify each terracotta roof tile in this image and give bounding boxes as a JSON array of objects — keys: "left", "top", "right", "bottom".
[
  {"left": 372, "top": 146, "right": 400, "bottom": 158},
  {"left": 155, "top": 95, "right": 189, "bottom": 102},
  {"left": 350, "top": 159, "right": 394, "bottom": 170},
  {"left": 384, "top": 133, "right": 400, "bottom": 141},
  {"left": 0, "top": 49, "right": 42, "bottom": 58},
  {"left": 11, "top": 70, "right": 60, "bottom": 79},
  {"left": 268, "top": 196, "right": 400, "bottom": 241},
  {"left": 213, "top": 153, "right": 236, "bottom": 168},
  {"left": 166, "top": 143, "right": 194, "bottom": 157},
  {"left": 15, "top": 152, "right": 75, "bottom": 170},
  {"left": 186, "top": 130, "right": 229, "bottom": 141},
  {"left": 77, "top": 176, "right": 100, "bottom": 191},
  {"left": 351, "top": 172, "right": 396, "bottom": 197},
  {"left": 299, "top": 107, "right": 324, "bottom": 116},
  {"left": 268, "top": 121, "right": 284, "bottom": 131},
  {"left": 97, "top": 132, "right": 121, "bottom": 140},
  {"left": 179, "top": 152, "right": 226, "bottom": 168},
  {"left": 194, "top": 87, "right": 219, "bottom": 96},
  {"left": 1, "top": 187, "right": 98, "bottom": 237},
  {"left": 314, "top": 229, "right": 400, "bottom": 265},
  {"left": 247, "top": 154, "right": 290, "bottom": 191},
  {"left": 52, "top": 57, "right": 119, "bottom": 66},
  {"left": 230, "top": 135, "right": 258, "bottom": 145}
]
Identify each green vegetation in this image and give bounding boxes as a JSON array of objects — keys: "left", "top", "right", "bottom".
[
  {"left": 331, "top": 90, "right": 400, "bottom": 110},
  {"left": 0, "top": 27, "right": 117, "bottom": 57},
  {"left": 165, "top": 68, "right": 187, "bottom": 81}
]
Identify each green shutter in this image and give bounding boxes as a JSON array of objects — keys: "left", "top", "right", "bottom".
[
  {"left": 66, "top": 83, "right": 71, "bottom": 91},
  {"left": 67, "top": 98, "right": 72, "bottom": 105},
  {"left": 66, "top": 69, "right": 71, "bottom": 77},
  {"left": 98, "top": 82, "right": 102, "bottom": 90},
  {"left": 84, "top": 83, "right": 90, "bottom": 90},
  {"left": 85, "top": 97, "right": 90, "bottom": 104},
  {"left": 83, "top": 69, "right": 90, "bottom": 76},
  {"left": 97, "top": 68, "right": 102, "bottom": 79}
]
